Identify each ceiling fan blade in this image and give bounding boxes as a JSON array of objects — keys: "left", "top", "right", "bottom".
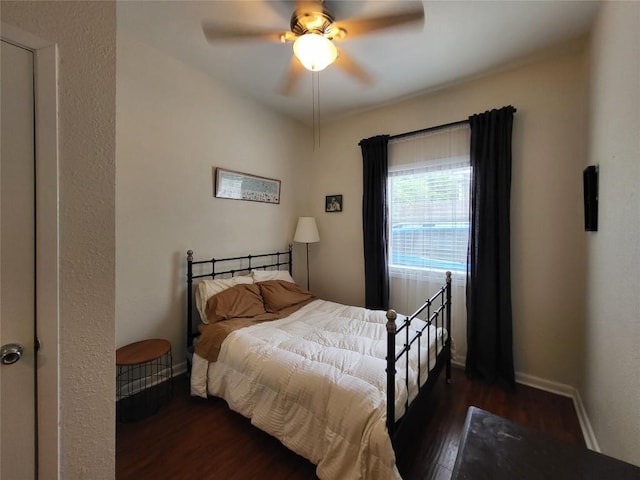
[
  {"left": 337, "top": 7, "right": 424, "bottom": 39},
  {"left": 202, "top": 22, "right": 285, "bottom": 43},
  {"left": 334, "top": 48, "right": 373, "bottom": 86},
  {"left": 279, "top": 55, "right": 306, "bottom": 95}
]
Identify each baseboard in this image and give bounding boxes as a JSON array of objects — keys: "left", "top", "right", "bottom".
[
  {"left": 515, "top": 371, "right": 575, "bottom": 397},
  {"left": 515, "top": 371, "right": 600, "bottom": 452},
  {"left": 117, "top": 361, "right": 189, "bottom": 400},
  {"left": 452, "top": 360, "right": 465, "bottom": 369},
  {"left": 569, "top": 388, "right": 601, "bottom": 452},
  {"left": 173, "top": 360, "right": 188, "bottom": 377},
  {"left": 452, "top": 357, "right": 599, "bottom": 452}
]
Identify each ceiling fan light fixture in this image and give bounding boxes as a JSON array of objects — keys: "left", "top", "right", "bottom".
[{"left": 293, "top": 33, "right": 338, "bottom": 72}]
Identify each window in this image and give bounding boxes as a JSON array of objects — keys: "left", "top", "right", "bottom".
[{"left": 388, "top": 125, "right": 471, "bottom": 274}]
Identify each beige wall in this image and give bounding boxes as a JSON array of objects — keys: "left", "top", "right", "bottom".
[
  {"left": 1, "top": 1, "right": 117, "bottom": 478},
  {"left": 115, "top": 32, "right": 311, "bottom": 365},
  {"left": 582, "top": 1, "right": 640, "bottom": 466},
  {"left": 308, "top": 45, "right": 590, "bottom": 387}
]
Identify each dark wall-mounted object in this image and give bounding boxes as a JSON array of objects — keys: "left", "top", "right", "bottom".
[{"left": 583, "top": 165, "right": 599, "bottom": 231}]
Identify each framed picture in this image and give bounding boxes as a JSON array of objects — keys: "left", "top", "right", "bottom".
[
  {"left": 214, "top": 167, "right": 281, "bottom": 204},
  {"left": 325, "top": 194, "right": 343, "bottom": 212}
]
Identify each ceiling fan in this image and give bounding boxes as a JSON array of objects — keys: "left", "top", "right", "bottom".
[{"left": 202, "top": 0, "right": 425, "bottom": 95}]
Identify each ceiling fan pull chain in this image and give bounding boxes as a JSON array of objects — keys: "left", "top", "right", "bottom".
[
  {"left": 317, "top": 72, "right": 321, "bottom": 150},
  {"left": 312, "top": 71, "right": 321, "bottom": 151},
  {"left": 311, "top": 71, "right": 316, "bottom": 150}
]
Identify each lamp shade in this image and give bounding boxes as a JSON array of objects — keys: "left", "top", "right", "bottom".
[
  {"left": 293, "top": 33, "right": 338, "bottom": 72},
  {"left": 294, "top": 217, "right": 320, "bottom": 243}
]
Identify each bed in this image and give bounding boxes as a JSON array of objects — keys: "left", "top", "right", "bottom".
[{"left": 186, "top": 246, "right": 452, "bottom": 480}]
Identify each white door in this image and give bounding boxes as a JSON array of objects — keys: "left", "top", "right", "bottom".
[{"left": 0, "top": 39, "right": 37, "bottom": 479}]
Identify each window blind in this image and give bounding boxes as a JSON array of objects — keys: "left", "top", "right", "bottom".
[{"left": 388, "top": 124, "right": 470, "bottom": 274}]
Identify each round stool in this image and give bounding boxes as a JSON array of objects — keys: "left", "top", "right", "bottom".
[{"left": 116, "top": 339, "right": 173, "bottom": 422}]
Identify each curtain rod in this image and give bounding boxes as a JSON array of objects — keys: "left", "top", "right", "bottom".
[
  {"left": 389, "top": 106, "right": 517, "bottom": 141},
  {"left": 389, "top": 119, "right": 469, "bottom": 141}
]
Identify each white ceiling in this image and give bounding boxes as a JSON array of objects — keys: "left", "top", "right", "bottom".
[{"left": 117, "top": 0, "right": 601, "bottom": 125}]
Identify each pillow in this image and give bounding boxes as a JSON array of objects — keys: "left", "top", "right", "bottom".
[
  {"left": 251, "top": 269, "right": 295, "bottom": 284},
  {"left": 204, "top": 283, "right": 266, "bottom": 324},
  {"left": 257, "top": 279, "right": 314, "bottom": 313},
  {"left": 195, "top": 276, "right": 253, "bottom": 323}
]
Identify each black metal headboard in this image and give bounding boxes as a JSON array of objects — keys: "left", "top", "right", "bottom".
[{"left": 186, "top": 245, "right": 293, "bottom": 351}]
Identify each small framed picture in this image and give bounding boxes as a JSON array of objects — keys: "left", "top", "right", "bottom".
[{"left": 325, "top": 194, "right": 343, "bottom": 212}]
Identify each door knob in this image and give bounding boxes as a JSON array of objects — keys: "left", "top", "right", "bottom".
[{"left": 1, "top": 343, "right": 24, "bottom": 365}]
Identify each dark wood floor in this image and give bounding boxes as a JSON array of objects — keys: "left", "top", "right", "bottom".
[{"left": 116, "top": 367, "right": 584, "bottom": 480}]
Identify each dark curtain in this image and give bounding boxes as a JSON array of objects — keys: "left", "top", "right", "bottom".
[
  {"left": 465, "top": 106, "right": 516, "bottom": 388},
  {"left": 359, "top": 135, "right": 390, "bottom": 310}
]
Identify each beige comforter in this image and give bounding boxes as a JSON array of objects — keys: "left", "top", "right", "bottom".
[
  {"left": 195, "top": 300, "right": 314, "bottom": 362},
  {"left": 191, "top": 299, "right": 446, "bottom": 480}
]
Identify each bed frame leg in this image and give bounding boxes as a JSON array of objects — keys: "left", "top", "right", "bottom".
[
  {"left": 386, "top": 309, "right": 397, "bottom": 434},
  {"left": 445, "top": 346, "right": 452, "bottom": 384},
  {"left": 445, "top": 271, "right": 452, "bottom": 385}
]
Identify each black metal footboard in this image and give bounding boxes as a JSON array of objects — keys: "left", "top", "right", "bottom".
[{"left": 385, "top": 272, "right": 452, "bottom": 435}]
